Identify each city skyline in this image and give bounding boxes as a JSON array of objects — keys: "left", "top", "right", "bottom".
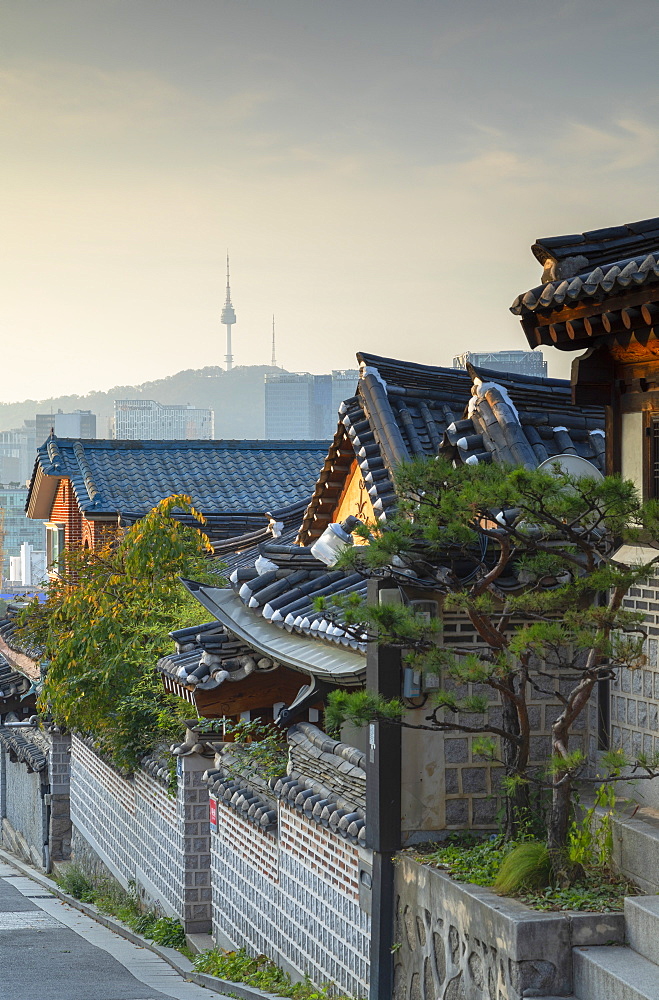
[{"left": 5, "top": 2, "right": 659, "bottom": 400}]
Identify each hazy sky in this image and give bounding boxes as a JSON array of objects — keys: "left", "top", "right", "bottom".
[{"left": 3, "top": 1, "right": 659, "bottom": 401}]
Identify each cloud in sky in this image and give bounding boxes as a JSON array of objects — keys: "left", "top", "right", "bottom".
[{"left": 2, "top": 0, "right": 659, "bottom": 401}]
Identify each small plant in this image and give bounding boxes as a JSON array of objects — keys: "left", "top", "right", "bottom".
[
  {"left": 55, "top": 865, "right": 188, "bottom": 950},
  {"left": 56, "top": 863, "right": 97, "bottom": 902},
  {"left": 569, "top": 783, "right": 617, "bottom": 869},
  {"left": 493, "top": 842, "right": 552, "bottom": 895},
  {"left": 150, "top": 916, "right": 187, "bottom": 949},
  {"left": 518, "top": 870, "right": 638, "bottom": 912},
  {"left": 193, "top": 947, "right": 359, "bottom": 998},
  {"left": 412, "top": 834, "right": 509, "bottom": 886}
]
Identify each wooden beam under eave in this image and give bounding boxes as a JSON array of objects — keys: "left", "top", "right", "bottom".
[
  {"left": 535, "top": 285, "right": 659, "bottom": 328},
  {"left": 170, "top": 664, "right": 318, "bottom": 719}
]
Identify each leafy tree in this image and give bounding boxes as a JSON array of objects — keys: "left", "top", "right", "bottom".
[
  {"left": 324, "top": 457, "right": 659, "bottom": 882},
  {"left": 18, "top": 495, "right": 220, "bottom": 771}
]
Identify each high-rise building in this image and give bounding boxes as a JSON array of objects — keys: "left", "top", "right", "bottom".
[
  {"left": 0, "top": 424, "right": 37, "bottom": 485},
  {"left": 113, "top": 400, "right": 214, "bottom": 440},
  {"left": 264, "top": 370, "right": 360, "bottom": 439},
  {"left": 0, "top": 484, "right": 46, "bottom": 579},
  {"left": 35, "top": 409, "right": 96, "bottom": 445},
  {"left": 452, "top": 350, "right": 547, "bottom": 377}
]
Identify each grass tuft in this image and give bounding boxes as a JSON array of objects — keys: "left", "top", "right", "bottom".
[{"left": 493, "top": 842, "right": 552, "bottom": 895}]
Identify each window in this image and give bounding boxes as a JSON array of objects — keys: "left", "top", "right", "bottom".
[{"left": 46, "top": 523, "right": 65, "bottom": 572}]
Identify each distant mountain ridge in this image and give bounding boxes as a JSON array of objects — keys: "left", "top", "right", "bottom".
[{"left": 0, "top": 365, "right": 289, "bottom": 440}]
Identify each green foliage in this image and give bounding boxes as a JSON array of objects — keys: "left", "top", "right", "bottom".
[
  {"left": 518, "top": 873, "right": 637, "bottom": 912},
  {"left": 56, "top": 863, "right": 97, "bottom": 902},
  {"left": 150, "top": 916, "right": 187, "bottom": 949},
  {"left": 325, "top": 690, "right": 403, "bottom": 732},
  {"left": 193, "top": 947, "right": 359, "bottom": 998},
  {"left": 413, "top": 835, "right": 510, "bottom": 886},
  {"left": 493, "top": 842, "right": 552, "bottom": 895},
  {"left": 413, "top": 836, "right": 637, "bottom": 912},
  {"left": 323, "top": 456, "right": 658, "bottom": 860},
  {"left": 219, "top": 718, "right": 289, "bottom": 781},
  {"left": 18, "top": 495, "right": 221, "bottom": 770}
]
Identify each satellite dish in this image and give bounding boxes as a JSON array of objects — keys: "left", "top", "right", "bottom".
[{"left": 537, "top": 453, "right": 604, "bottom": 482}]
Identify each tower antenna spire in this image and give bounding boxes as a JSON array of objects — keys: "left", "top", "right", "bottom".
[
  {"left": 271, "top": 314, "right": 278, "bottom": 367},
  {"left": 221, "top": 251, "right": 236, "bottom": 371}
]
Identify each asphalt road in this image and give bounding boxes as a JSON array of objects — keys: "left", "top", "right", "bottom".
[{"left": 0, "top": 861, "right": 226, "bottom": 1000}]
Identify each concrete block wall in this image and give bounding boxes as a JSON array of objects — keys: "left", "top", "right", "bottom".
[
  {"left": 0, "top": 754, "right": 45, "bottom": 868},
  {"left": 210, "top": 799, "right": 370, "bottom": 997},
  {"left": 0, "top": 728, "right": 71, "bottom": 869},
  {"left": 70, "top": 737, "right": 211, "bottom": 931}
]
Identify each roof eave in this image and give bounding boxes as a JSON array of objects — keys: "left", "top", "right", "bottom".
[
  {"left": 26, "top": 464, "right": 61, "bottom": 521},
  {"left": 181, "top": 581, "right": 366, "bottom": 685}
]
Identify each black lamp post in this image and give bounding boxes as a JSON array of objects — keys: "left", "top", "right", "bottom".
[{"left": 365, "top": 579, "right": 402, "bottom": 1000}]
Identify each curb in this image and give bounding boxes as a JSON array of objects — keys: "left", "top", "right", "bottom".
[{"left": 0, "top": 847, "right": 284, "bottom": 1000}]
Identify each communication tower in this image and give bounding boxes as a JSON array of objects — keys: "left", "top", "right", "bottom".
[{"left": 221, "top": 254, "right": 237, "bottom": 371}]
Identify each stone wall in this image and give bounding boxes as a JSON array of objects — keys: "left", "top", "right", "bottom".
[
  {"left": 1, "top": 755, "right": 45, "bottom": 867},
  {"left": 393, "top": 855, "right": 624, "bottom": 1000},
  {"left": 433, "top": 613, "right": 586, "bottom": 835},
  {"left": 70, "top": 736, "right": 211, "bottom": 932},
  {"left": 594, "top": 579, "right": 659, "bottom": 810},
  {"left": 288, "top": 723, "right": 366, "bottom": 809}
]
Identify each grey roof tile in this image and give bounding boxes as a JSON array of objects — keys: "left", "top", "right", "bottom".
[{"left": 30, "top": 437, "right": 328, "bottom": 518}]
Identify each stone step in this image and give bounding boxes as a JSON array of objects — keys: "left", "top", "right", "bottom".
[
  {"left": 573, "top": 945, "right": 659, "bottom": 1000},
  {"left": 625, "top": 895, "right": 659, "bottom": 965}
]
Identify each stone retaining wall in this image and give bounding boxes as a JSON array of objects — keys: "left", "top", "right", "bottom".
[{"left": 393, "top": 855, "right": 624, "bottom": 1000}]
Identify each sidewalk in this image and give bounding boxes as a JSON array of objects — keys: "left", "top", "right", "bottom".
[{"left": 0, "top": 856, "right": 228, "bottom": 1000}]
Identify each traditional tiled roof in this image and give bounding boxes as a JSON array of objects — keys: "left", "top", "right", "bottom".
[
  {"left": 202, "top": 723, "right": 366, "bottom": 844},
  {"left": 531, "top": 217, "right": 659, "bottom": 271},
  {"left": 0, "top": 616, "right": 42, "bottom": 663},
  {"left": 157, "top": 620, "right": 280, "bottom": 691},
  {"left": 270, "top": 723, "right": 365, "bottom": 845},
  {"left": 172, "top": 355, "right": 604, "bottom": 668},
  {"left": 140, "top": 749, "right": 173, "bottom": 788},
  {"left": 0, "top": 721, "right": 48, "bottom": 772},
  {"left": 0, "top": 653, "right": 32, "bottom": 706},
  {"left": 511, "top": 216, "right": 659, "bottom": 318},
  {"left": 204, "top": 767, "right": 278, "bottom": 832},
  {"left": 226, "top": 538, "right": 369, "bottom": 653},
  {"left": 511, "top": 252, "right": 659, "bottom": 317},
  {"left": 179, "top": 580, "right": 366, "bottom": 684},
  {"left": 441, "top": 367, "right": 605, "bottom": 471},
  {"left": 298, "top": 353, "right": 604, "bottom": 543},
  {"left": 27, "top": 437, "right": 328, "bottom": 520}
]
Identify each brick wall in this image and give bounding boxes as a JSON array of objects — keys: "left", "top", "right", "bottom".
[
  {"left": 70, "top": 737, "right": 212, "bottom": 931},
  {"left": 51, "top": 479, "right": 83, "bottom": 550},
  {"left": 210, "top": 799, "right": 369, "bottom": 997}
]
